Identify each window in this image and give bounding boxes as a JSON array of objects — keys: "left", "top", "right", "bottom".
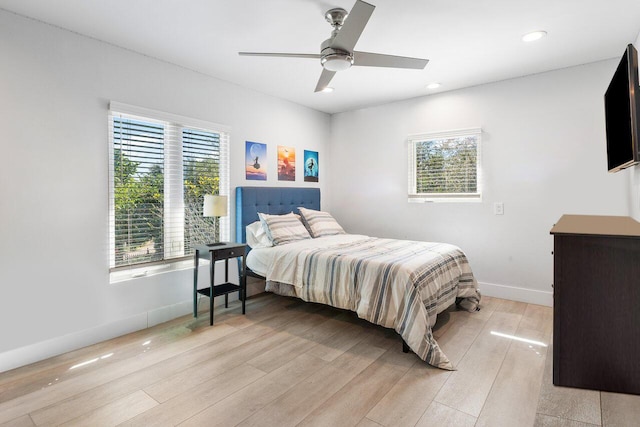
[
  {"left": 108, "top": 102, "right": 229, "bottom": 277},
  {"left": 408, "top": 128, "right": 481, "bottom": 202}
]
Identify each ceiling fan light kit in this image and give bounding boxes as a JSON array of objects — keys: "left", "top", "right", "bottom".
[
  {"left": 522, "top": 30, "right": 547, "bottom": 42},
  {"left": 239, "top": 0, "right": 428, "bottom": 92},
  {"left": 320, "top": 50, "right": 354, "bottom": 71}
]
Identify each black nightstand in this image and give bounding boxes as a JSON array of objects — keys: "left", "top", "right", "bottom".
[{"left": 193, "top": 242, "right": 247, "bottom": 326}]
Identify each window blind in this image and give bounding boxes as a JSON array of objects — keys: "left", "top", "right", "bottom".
[
  {"left": 183, "top": 128, "right": 221, "bottom": 256},
  {"left": 108, "top": 102, "right": 229, "bottom": 272},
  {"left": 112, "top": 117, "right": 165, "bottom": 267},
  {"left": 408, "top": 128, "right": 481, "bottom": 201}
]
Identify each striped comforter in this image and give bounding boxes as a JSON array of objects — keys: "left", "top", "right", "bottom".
[{"left": 261, "top": 236, "right": 480, "bottom": 370}]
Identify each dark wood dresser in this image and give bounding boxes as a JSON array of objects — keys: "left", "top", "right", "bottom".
[{"left": 550, "top": 215, "right": 640, "bottom": 395}]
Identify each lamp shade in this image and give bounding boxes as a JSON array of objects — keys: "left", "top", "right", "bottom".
[{"left": 203, "top": 194, "right": 228, "bottom": 217}]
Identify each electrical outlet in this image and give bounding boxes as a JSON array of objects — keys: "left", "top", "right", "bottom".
[{"left": 494, "top": 202, "right": 504, "bottom": 215}]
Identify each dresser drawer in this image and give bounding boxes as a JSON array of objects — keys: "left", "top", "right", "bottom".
[{"left": 212, "top": 246, "right": 245, "bottom": 260}]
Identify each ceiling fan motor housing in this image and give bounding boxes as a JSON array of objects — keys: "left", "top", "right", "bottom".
[{"left": 320, "top": 38, "right": 354, "bottom": 71}]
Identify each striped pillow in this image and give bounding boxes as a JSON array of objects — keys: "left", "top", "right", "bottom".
[
  {"left": 298, "top": 207, "right": 345, "bottom": 238},
  {"left": 258, "top": 212, "right": 311, "bottom": 246}
]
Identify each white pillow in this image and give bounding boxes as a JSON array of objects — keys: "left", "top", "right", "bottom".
[
  {"left": 258, "top": 212, "right": 312, "bottom": 246},
  {"left": 298, "top": 207, "right": 346, "bottom": 238},
  {"left": 246, "top": 221, "right": 273, "bottom": 249}
]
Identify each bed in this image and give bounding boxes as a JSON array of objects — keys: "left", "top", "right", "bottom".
[{"left": 235, "top": 186, "right": 480, "bottom": 370}]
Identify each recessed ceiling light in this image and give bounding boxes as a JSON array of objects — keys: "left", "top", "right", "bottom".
[
  {"left": 427, "top": 83, "right": 441, "bottom": 89},
  {"left": 321, "top": 87, "right": 334, "bottom": 93},
  {"left": 522, "top": 30, "right": 547, "bottom": 42}
]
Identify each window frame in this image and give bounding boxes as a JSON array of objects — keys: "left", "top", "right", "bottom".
[
  {"left": 108, "top": 102, "right": 230, "bottom": 282},
  {"left": 407, "top": 127, "right": 482, "bottom": 203}
]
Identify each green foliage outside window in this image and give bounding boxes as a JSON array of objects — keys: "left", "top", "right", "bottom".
[
  {"left": 183, "top": 156, "right": 220, "bottom": 255},
  {"left": 415, "top": 135, "right": 478, "bottom": 195},
  {"left": 113, "top": 120, "right": 221, "bottom": 267}
]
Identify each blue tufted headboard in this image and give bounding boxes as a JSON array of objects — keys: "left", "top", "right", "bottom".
[{"left": 235, "top": 186, "right": 321, "bottom": 248}]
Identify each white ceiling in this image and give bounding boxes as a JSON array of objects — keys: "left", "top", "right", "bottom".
[{"left": 2, "top": 0, "right": 640, "bottom": 114}]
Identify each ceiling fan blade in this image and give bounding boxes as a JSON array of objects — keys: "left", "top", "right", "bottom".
[
  {"left": 353, "top": 51, "right": 428, "bottom": 69},
  {"left": 331, "top": 0, "right": 375, "bottom": 52},
  {"left": 314, "top": 69, "right": 336, "bottom": 92},
  {"left": 238, "top": 52, "right": 321, "bottom": 59}
]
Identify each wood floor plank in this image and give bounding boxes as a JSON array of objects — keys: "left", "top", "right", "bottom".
[
  {"left": 519, "top": 303, "right": 553, "bottom": 337},
  {"left": 432, "top": 294, "right": 498, "bottom": 340},
  {"left": 494, "top": 298, "right": 528, "bottom": 315},
  {"left": 29, "top": 326, "right": 263, "bottom": 426},
  {"left": 236, "top": 339, "right": 389, "bottom": 427},
  {"left": 178, "top": 353, "right": 328, "bottom": 427},
  {"left": 0, "top": 324, "right": 195, "bottom": 404},
  {"left": 366, "top": 360, "right": 451, "bottom": 427},
  {"left": 307, "top": 318, "right": 367, "bottom": 362},
  {"left": 601, "top": 391, "right": 640, "bottom": 426},
  {"left": 244, "top": 307, "right": 360, "bottom": 373},
  {"left": 59, "top": 390, "right": 158, "bottom": 427},
  {"left": 0, "top": 324, "right": 237, "bottom": 425},
  {"left": 142, "top": 329, "right": 291, "bottom": 403},
  {"left": 31, "top": 300, "right": 318, "bottom": 425},
  {"left": 367, "top": 301, "right": 490, "bottom": 426},
  {"left": 536, "top": 344, "right": 601, "bottom": 425},
  {"left": 415, "top": 401, "right": 477, "bottom": 427},
  {"left": 118, "top": 364, "right": 266, "bottom": 427},
  {"left": 534, "top": 413, "right": 600, "bottom": 426},
  {"left": 435, "top": 309, "right": 488, "bottom": 367},
  {"left": 244, "top": 314, "right": 342, "bottom": 373},
  {"left": 0, "top": 294, "right": 275, "bottom": 398},
  {"left": 0, "top": 415, "right": 35, "bottom": 427},
  {"left": 433, "top": 310, "right": 522, "bottom": 417},
  {"left": 476, "top": 326, "right": 549, "bottom": 427},
  {"left": 355, "top": 418, "right": 384, "bottom": 427},
  {"left": 222, "top": 297, "right": 307, "bottom": 330},
  {"left": 298, "top": 346, "right": 415, "bottom": 427},
  {"left": 140, "top": 306, "right": 333, "bottom": 403},
  {"left": 246, "top": 334, "right": 316, "bottom": 373}
]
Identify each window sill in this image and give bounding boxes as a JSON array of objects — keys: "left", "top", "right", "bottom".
[
  {"left": 110, "top": 259, "right": 199, "bottom": 284},
  {"left": 408, "top": 194, "right": 482, "bottom": 203}
]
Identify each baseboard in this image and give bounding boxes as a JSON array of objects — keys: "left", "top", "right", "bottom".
[
  {"left": 0, "top": 299, "right": 196, "bottom": 373},
  {"left": 478, "top": 281, "right": 553, "bottom": 307}
]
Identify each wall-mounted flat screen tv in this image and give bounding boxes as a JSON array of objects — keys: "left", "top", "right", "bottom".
[{"left": 605, "top": 44, "right": 640, "bottom": 172}]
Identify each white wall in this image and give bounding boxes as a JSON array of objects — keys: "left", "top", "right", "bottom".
[
  {"left": 328, "top": 60, "right": 630, "bottom": 305},
  {"left": 631, "top": 166, "right": 640, "bottom": 221},
  {"left": 0, "top": 10, "right": 329, "bottom": 371}
]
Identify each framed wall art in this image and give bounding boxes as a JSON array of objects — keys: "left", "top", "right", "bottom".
[
  {"left": 277, "top": 145, "right": 295, "bottom": 181},
  {"left": 245, "top": 141, "right": 267, "bottom": 181},
  {"left": 304, "top": 150, "right": 318, "bottom": 182}
]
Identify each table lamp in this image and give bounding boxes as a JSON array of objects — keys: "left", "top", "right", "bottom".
[{"left": 203, "top": 194, "right": 227, "bottom": 246}]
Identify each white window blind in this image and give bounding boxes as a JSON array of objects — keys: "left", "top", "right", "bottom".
[
  {"left": 408, "top": 128, "right": 482, "bottom": 202},
  {"left": 183, "top": 128, "right": 223, "bottom": 256},
  {"left": 108, "top": 102, "right": 229, "bottom": 273}
]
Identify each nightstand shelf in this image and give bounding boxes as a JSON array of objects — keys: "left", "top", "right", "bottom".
[
  {"left": 196, "top": 282, "right": 241, "bottom": 298},
  {"left": 193, "top": 242, "right": 247, "bottom": 326}
]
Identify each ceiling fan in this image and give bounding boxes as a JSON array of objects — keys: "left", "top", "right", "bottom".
[{"left": 239, "top": 0, "right": 429, "bottom": 92}]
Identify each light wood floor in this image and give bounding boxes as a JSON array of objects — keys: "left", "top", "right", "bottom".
[{"left": 1, "top": 293, "right": 639, "bottom": 427}]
